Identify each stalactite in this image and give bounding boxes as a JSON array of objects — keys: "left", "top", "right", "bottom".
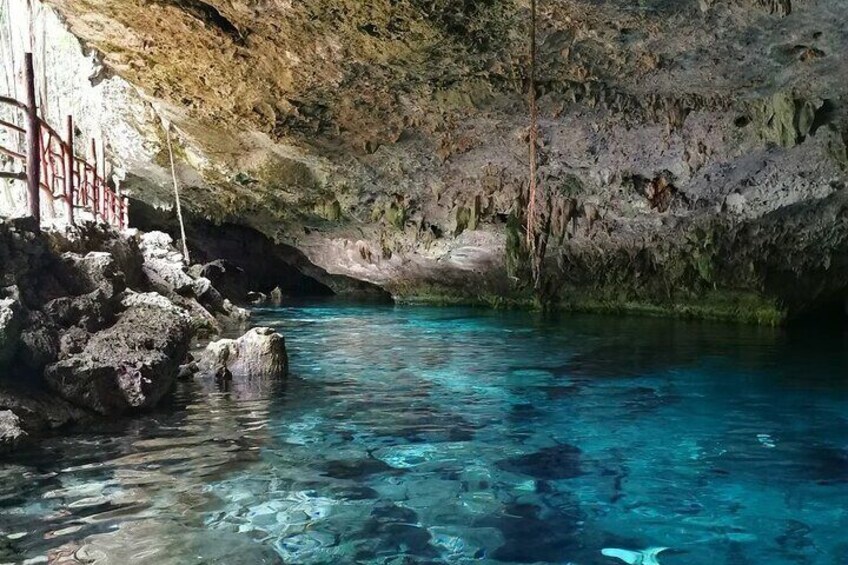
[{"left": 523, "top": 0, "right": 550, "bottom": 306}]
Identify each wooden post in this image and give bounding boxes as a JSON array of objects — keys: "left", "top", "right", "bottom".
[
  {"left": 24, "top": 53, "right": 40, "bottom": 228},
  {"left": 91, "top": 138, "right": 98, "bottom": 220},
  {"left": 65, "top": 115, "right": 75, "bottom": 225}
]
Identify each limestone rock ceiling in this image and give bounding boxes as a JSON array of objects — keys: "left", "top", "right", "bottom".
[
  {"left": 45, "top": 0, "right": 847, "bottom": 144},
  {"left": 38, "top": 0, "right": 848, "bottom": 319}
]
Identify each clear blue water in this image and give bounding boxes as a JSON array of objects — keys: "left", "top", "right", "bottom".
[{"left": 1, "top": 304, "right": 848, "bottom": 564}]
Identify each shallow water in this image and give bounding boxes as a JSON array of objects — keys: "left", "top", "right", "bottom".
[{"left": 2, "top": 304, "right": 848, "bottom": 564}]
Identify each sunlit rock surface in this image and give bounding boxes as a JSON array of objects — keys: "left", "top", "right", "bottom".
[
  {"left": 199, "top": 326, "right": 289, "bottom": 378},
  {"left": 15, "top": 0, "right": 848, "bottom": 320}
]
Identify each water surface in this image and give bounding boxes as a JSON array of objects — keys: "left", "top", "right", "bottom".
[{"left": 2, "top": 304, "right": 847, "bottom": 564}]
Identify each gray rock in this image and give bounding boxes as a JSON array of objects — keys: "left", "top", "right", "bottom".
[
  {"left": 67, "top": 251, "right": 124, "bottom": 294},
  {"left": 138, "top": 231, "right": 177, "bottom": 254},
  {"left": 0, "top": 296, "right": 22, "bottom": 366},
  {"left": 0, "top": 410, "right": 25, "bottom": 452},
  {"left": 45, "top": 292, "right": 193, "bottom": 415},
  {"left": 199, "top": 260, "right": 250, "bottom": 302},
  {"left": 17, "top": 312, "right": 60, "bottom": 373},
  {"left": 49, "top": 225, "right": 145, "bottom": 288},
  {"left": 139, "top": 231, "right": 195, "bottom": 296},
  {"left": 177, "top": 361, "right": 199, "bottom": 380},
  {"left": 43, "top": 287, "right": 118, "bottom": 332},
  {"left": 174, "top": 295, "right": 222, "bottom": 335},
  {"left": 222, "top": 299, "right": 250, "bottom": 322},
  {"left": 143, "top": 257, "right": 195, "bottom": 296},
  {"left": 0, "top": 382, "right": 88, "bottom": 432},
  {"left": 247, "top": 291, "right": 267, "bottom": 304},
  {"left": 192, "top": 276, "right": 214, "bottom": 301},
  {"left": 199, "top": 327, "right": 288, "bottom": 378},
  {"left": 59, "top": 325, "right": 91, "bottom": 358}
]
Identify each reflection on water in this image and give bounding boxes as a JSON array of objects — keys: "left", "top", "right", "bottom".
[{"left": 1, "top": 304, "right": 847, "bottom": 564}]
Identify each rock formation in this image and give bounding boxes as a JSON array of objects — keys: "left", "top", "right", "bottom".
[
  {"left": 13, "top": 0, "right": 842, "bottom": 322},
  {"left": 44, "top": 292, "right": 193, "bottom": 415},
  {"left": 0, "top": 218, "right": 253, "bottom": 450},
  {"left": 198, "top": 327, "right": 289, "bottom": 379}
]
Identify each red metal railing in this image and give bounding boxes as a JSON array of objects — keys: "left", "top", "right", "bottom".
[{"left": 0, "top": 54, "right": 128, "bottom": 230}]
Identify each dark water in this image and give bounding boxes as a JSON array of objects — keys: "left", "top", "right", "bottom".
[{"left": 2, "top": 304, "right": 848, "bottom": 564}]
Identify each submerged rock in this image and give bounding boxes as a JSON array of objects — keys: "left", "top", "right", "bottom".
[
  {"left": 320, "top": 457, "right": 395, "bottom": 480},
  {"left": 199, "top": 327, "right": 288, "bottom": 378},
  {"left": 495, "top": 444, "right": 584, "bottom": 480},
  {"left": 355, "top": 503, "right": 439, "bottom": 559},
  {"left": 476, "top": 501, "right": 584, "bottom": 563},
  {"left": 44, "top": 292, "right": 192, "bottom": 415}
]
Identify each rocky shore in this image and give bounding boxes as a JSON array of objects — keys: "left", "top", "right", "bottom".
[{"left": 0, "top": 218, "right": 287, "bottom": 453}]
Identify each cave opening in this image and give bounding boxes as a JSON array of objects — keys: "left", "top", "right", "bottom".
[
  {"left": 128, "top": 197, "right": 336, "bottom": 301},
  {"left": 791, "top": 293, "right": 848, "bottom": 329}
]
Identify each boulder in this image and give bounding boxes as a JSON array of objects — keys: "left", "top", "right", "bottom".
[
  {"left": 49, "top": 226, "right": 146, "bottom": 289},
  {"left": 143, "top": 257, "right": 195, "bottom": 296},
  {"left": 199, "top": 327, "right": 288, "bottom": 378},
  {"left": 59, "top": 325, "right": 91, "bottom": 358},
  {"left": 192, "top": 276, "right": 219, "bottom": 307},
  {"left": 139, "top": 231, "right": 195, "bottom": 296},
  {"left": 247, "top": 291, "right": 267, "bottom": 304},
  {"left": 197, "top": 259, "right": 250, "bottom": 302},
  {"left": 138, "top": 231, "right": 177, "bottom": 255},
  {"left": 222, "top": 299, "right": 250, "bottom": 322},
  {"left": 0, "top": 383, "right": 87, "bottom": 433},
  {"left": 43, "top": 287, "right": 119, "bottom": 332},
  {"left": 174, "top": 295, "right": 222, "bottom": 335},
  {"left": 16, "top": 312, "right": 60, "bottom": 373},
  {"left": 0, "top": 410, "right": 25, "bottom": 452},
  {"left": 177, "top": 361, "right": 199, "bottom": 380},
  {"left": 44, "top": 292, "right": 193, "bottom": 415},
  {"left": 191, "top": 277, "right": 250, "bottom": 326},
  {"left": 0, "top": 294, "right": 23, "bottom": 366},
  {"left": 43, "top": 252, "right": 125, "bottom": 334},
  {"left": 66, "top": 251, "right": 124, "bottom": 295}
]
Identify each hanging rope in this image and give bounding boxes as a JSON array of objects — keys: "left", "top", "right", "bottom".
[
  {"left": 526, "top": 0, "right": 538, "bottom": 248},
  {"left": 164, "top": 121, "right": 190, "bottom": 264}
]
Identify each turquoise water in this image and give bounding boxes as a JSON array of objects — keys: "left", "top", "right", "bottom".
[{"left": 1, "top": 304, "right": 848, "bottom": 564}]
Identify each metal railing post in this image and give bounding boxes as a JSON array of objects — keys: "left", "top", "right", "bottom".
[
  {"left": 90, "top": 138, "right": 99, "bottom": 221},
  {"left": 24, "top": 53, "right": 40, "bottom": 228},
  {"left": 65, "top": 115, "right": 75, "bottom": 225}
]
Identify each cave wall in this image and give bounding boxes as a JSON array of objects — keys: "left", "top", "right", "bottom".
[
  {"left": 14, "top": 0, "right": 848, "bottom": 321},
  {"left": 129, "top": 197, "right": 391, "bottom": 300},
  {"left": 0, "top": 0, "right": 169, "bottom": 224}
]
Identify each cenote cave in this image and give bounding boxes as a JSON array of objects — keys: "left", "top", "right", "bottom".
[{"left": 1, "top": 0, "right": 847, "bottom": 563}]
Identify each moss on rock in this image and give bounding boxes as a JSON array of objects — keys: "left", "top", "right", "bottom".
[
  {"left": 313, "top": 199, "right": 343, "bottom": 221},
  {"left": 753, "top": 92, "right": 824, "bottom": 148}
]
